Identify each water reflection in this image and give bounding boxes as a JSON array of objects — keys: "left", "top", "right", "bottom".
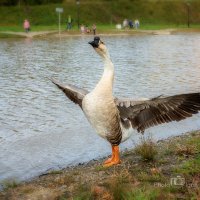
[{"left": 0, "top": 34, "right": 200, "bottom": 182}]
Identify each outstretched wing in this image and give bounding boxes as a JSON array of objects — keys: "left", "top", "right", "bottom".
[
  {"left": 115, "top": 93, "right": 200, "bottom": 133},
  {"left": 51, "top": 78, "right": 89, "bottom": 108}
]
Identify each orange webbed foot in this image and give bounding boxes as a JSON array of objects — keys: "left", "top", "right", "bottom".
[
  {"left": 103, "top": 145, "right": 121, "bottom": 167},
  {"left": 103, "top": 160, "right": 121, "bottom": 167},
  {"left": 104, "top": 157, "right": 114, "bottom": 164}
]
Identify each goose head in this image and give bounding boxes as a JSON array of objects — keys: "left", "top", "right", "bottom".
[{"left": 89, "top": 36, "right": 109, "bottom": 59}]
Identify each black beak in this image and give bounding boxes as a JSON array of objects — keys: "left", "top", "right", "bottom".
[
  {"left": 88, "top": 36, "right": 100, "bottom": 48},
  {"left": 88, "top": 41, "right": 98, "bottom": 48}
]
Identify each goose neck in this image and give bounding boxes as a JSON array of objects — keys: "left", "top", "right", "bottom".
[
  {"left": 104, "top": 58, "right": 114, "bottom": 72},
  {"left": 94, "top": 57, "right": 114, "bottom": 93}
]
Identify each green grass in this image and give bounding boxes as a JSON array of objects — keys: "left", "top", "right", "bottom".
[
  {"left": 48, "top": 170, "right": 63, "bottom": 175},
  {"left": 172, "top": 133, "right": 200, "bottom": 175},
  {"left": 1, "top": 24, "right": 200, "bottom": 36},
  {"left": 73, "top": 184, "right": 93, "bottom": 200},
  {"left": 140, "top": 24, "right": 200, "bottom": 30},
  {"left": 94, "top": 165, "right": 106, "bottom": 171},
  {"left": 1, "top": 24, "right": 200, "bottom": 33},
  {"left": 0, "top": 32, "right": 25, "bottom": 38},
  {"left": 137, "top": 172, "right": 164, "bottom": 183},
  {"left": 124, "top": 187, "right": 161, "bottom": 200},
  {"left": 187, "top": 134, "right": 200, "bottom": 150},
  {"left": 1, "top": 180, "right": 19, "bottom": 190},
  {"left": 174, "top": 154, "right": 200, "bottom": 175},
  {"left": 1, "top": 0, "right": 200, "bottom": 32},
  {"left": 0, "top": 25, "right": 63, "bottom": 32}
]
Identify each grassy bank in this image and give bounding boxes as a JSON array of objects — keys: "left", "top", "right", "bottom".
[
  {"left": 0, "top": 32, "right": 25, "bottom": 38},
  {"left": 0, "top": 0, "right": 200, "bottom": 32},
  {"left": 0, "top": 130, "right": 199, "bottom": 200},
  {"left": 1, "top": 24, "right": 200, "bottom": 33}
]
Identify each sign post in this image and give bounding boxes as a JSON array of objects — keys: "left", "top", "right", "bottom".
[
  {"left": 76, "top": 0, "right": 80, "bottom": 29},
  {"left": 56, "top": 8, "right": 63, "bottom": 36}
]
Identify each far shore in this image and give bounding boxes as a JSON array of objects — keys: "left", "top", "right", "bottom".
[{"left": 1, "top": 28, "right": 200, "bottom": 39}]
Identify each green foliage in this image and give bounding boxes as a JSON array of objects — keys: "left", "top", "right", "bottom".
[
  {"left": 0, "top": 0, "right": 200, "bottom": 27},
  {"left": 0, "top": 0, "right": 62, "bottom": 6}
]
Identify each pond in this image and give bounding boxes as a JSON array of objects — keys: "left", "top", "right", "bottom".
[{"left": 0, "top": 33, "right": 200, "bottom": 183}]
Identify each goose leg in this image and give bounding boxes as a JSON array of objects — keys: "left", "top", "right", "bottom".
[
  {"left": 103, "top": 145, "right": 121, "bottom": 167},
  {"left": 104, "top": 146, "right": 115, "bottom": 164}
]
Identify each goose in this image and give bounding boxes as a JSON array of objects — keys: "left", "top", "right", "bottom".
[{"left": 51, "top": 36, "right": 200, "bottom": 167}]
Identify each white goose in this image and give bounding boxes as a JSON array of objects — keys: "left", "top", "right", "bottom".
[{"left": 52, "top": 36, "right": 200, "bottom": 167}]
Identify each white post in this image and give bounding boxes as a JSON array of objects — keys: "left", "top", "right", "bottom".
[
  {"left": 59, "top": 12, "right": 61, "bottom": 36},
  {"left": 56, "top": 8, "right": 63, "bottom": 36}
]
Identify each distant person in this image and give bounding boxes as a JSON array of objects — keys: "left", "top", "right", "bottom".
[
  {"left": 92, "top": 24, "right": 96, "bottom": 35},
  {"left": 135, "top": 19, "right": 140, "bottom": 29},
  {"left": 80, "top": 24, "right": 85, "bottom": 34},
  {"left": 85, "top": 25, "right": 91, "bottom": 33},
  {"left": 122, "top": 19, "right": 128, "bottom": 29},
  {"left": 67, "top": 15, "right": 72, "bottom": 30},
  {"left": 23, "top": 19, "right": 30, "bottom": 33},
  {"left": 128, "top": 20, "right": 133, "bottom": 29}
]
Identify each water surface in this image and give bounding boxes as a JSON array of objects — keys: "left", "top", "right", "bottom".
[{"left": 0, "top": 34, "right": 200, "bottom": 182}]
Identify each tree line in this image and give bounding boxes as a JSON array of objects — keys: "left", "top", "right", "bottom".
[{"left": 0, "top": 0, "right": 63, "bottom": 6}]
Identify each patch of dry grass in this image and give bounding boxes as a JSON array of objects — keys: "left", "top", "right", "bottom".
[
  {"left": 134, "top": 136, "right": 158, "bottom": 161},
  {"left": 175, "top": 144, "right": 197, "bottom": 156}
]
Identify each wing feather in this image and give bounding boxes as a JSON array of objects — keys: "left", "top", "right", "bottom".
[
  {"left": 51, "top": 78, "right": 89, "bottom": 108},
  {"left": 116, "top": 93, "right": 200, "bottom": 133}
]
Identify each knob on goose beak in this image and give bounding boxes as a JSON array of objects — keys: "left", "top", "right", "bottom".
[{"left": 88, "top": 36, "right": 100, "bottom": 48}]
